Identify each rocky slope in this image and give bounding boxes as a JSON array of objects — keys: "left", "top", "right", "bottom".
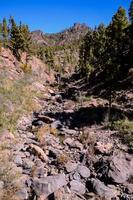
[
  {"left": 0, "top": 47, "right": 54, "bottom": 82},
  {"left": 0, "top": 47, "right": 132, "bottom": 200},
  {"left": 0, "top": 82, "right": 132, "bottom": 200}
]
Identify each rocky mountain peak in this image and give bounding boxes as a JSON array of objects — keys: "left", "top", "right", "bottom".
[
  {"left": 31, "top": 23, "right": 89, "bottom": 46},
  {"left": 72, "top": 22, "right": 88, "bottom": 31}
]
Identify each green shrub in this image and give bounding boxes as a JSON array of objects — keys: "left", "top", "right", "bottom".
[
  {"left": 110, "top": 119, "right": 133, "bottom": 147},
  {"left": 82, "top": 95, "right": 92, "bottom": 102}
]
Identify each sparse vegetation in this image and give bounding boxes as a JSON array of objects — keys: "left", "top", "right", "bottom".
[
  {"left": 0, "top": 151, "right": 22, "bottom": 200},
  {"left": 82, "top": 95, "right": 92, "bottom": 102},
  {"left": 110, "top": 119, "right": 133, "bottom": 147},
  {"left": 20, "top": 63, "right": 32, "bottom": 74},
  {"left": 0, "top": 73, "right": 42, "bottom": 133},
  {"left": 57, "top": 153, "right": 70, "bottom": 165},
  {"left": 36, "top": 125, "right": 50, "bottom": 143}
]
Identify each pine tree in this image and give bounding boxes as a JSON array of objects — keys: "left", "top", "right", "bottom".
[
  {"left": 2, "top": 18, "right": 8, "bottom": 47},
  {"left": 45, "top": 47, "right": 54, "bottom": 71},
  {"left": 79, "top": 25, "right": 106, "bottom": 77},
  {"left": 129, "top": 0, "right": 133, "bottom": 24},
  {"left": 0, "top": 23, "right": 2, "bottom": 51},
  {"left": 91, "top": 24, "right": 107, "bottom": 71},
  {"left": 19, "top": 24, "right": 33, "bottom": 63},
  {"left": 108, "top": 7, "right": 128, "bottom": 42},
  {"left": 106, "top": 7, "right": 129, "bottom": 80},
  {"left": 37, "top": 46, "right": 44, "bottom": 60},
  {"left": 79, "top": 29, "right": 94, "bottom": 76},
  {"left": 104, "top": 7, "right": 129, "bottom": 122},
  {"left": 128, "top": 1, "right": 133, "bottom": 70},
  {"left": 0, "top": 23, "right": 3, "bottom": 40},
  {"left": 9, "top": 17, "right": 24, "bottom": 60}
]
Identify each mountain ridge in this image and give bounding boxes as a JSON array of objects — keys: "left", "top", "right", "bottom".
[{"left": 31, "top": 23, "right": 89, "bottom": 46}]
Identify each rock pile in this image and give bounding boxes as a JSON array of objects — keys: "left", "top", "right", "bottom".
[{"left": 2, "top": 88, "right": 133, "bottom": 200}]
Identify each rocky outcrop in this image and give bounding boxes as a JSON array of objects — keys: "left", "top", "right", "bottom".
[
  {"left": 108, "top": 152, "right": 133, "bottom": 184},
  {"left": 33, "top": 174, "right": 67, "bottom": 198},
  {"left": 90, "top": 178, "right": 120, "bottom": 200},
  {"left": 0, "top": 47, "right": 55, "bottom": 83}
]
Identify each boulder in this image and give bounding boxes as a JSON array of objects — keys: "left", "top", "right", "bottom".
[
  {"left": 94, "top": 142, "right": 113, "bottom": 155},
  {"left": 0, "top": 181, "right": 4, "bottom": 189},
  {"left": 70, "top": 180, "right": 86, "bottom": 194},
  {"left": 23, "top": 158, "right": 34, "bottom": 169},
  {"left": 74, "top": 141, "right": 83, "bottom": 151},
  {"left": 55, "top": 94, "right": 62, "bottom": 103},
  {"left": 65, "top": 162, "right": 78, "bottom": 173},
  {"left": 30, "top": 144, "right": 48, "bottom": 162},
  {"left": 108, "top": 153, "right": 133, "bottom": 184},
  {"left": 90, "top": 178, "right": 119, "bottom": 200},
  {"left": 51, "top": 120, "right": 62, "bottom": 129},
  {"left": 124, "top": 183, "right": 133, "bottom": 194},
  {"left": 14, "top": 143, "right": 25, "bottom": 152},
  {"left": 64, "top": 138, "right": 74, "bottom": 146},
  {"left": 33, "top": 174, "right": 67, "bottom": 197},
  {"left": 14, "top": 155, "right": 23, "bottom": 166},
  {"left": 26, "top": 132, "right": 36, "bottom": 139},
  {"left": 48, "top": 89, "right": 55, "bottom": 95},
  {"left": 77, "top": 165, "right": 90, "bottom": 178},
  {"left": 37, "top": 115, "right": 54, "bottom": 123},
  {"left": 31, "top": 166, "right": 47, "bottom": 178},
  {"left": 64, "top": 138, "right": 83, "bottom": 150},
  {"left": 32, "top": 119, "right": 44, "bottom": 126},
  {"left": 72, "top": 172, "right": 81, "bottom": 181},
  {"left": 62, "top": 128, "right": 77, "bottom": 135},
  {"left": 15, "top": 188, "right": 28, "bottom": 200},
  {"left": 54, "top": 187, "right": 83, "bottom": 200}
]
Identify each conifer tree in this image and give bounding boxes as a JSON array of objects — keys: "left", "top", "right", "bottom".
[
  {"left": 79, "top": 29, "right": 94, "bottom": 76},
  {"left": 0, "top": 23, "right": 2, "bottom": 51},
  {"left": 2, "top": 18, "right": 8, "bottom": 47},
  {"left": 45, "top": 48, "right": 54, "bottom": 71},
  {"left": 106, "top": 7, "right": 129, "bottom": 80},
  {"left": 9, "top": 17, "right": 24, "bottom": 60},
  {"left": 129, "top": 0, "right": 133, "bottom": 24},
  {"left": 79, "top": 25, "right": 106, "bottom": 77},
  {"left": 128, "top": 1, "right": 133, "bottom": 69},
  {"left": 19, "top": 24, "right": 33, "bottom": 62}
]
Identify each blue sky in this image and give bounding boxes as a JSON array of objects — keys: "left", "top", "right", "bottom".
[{"left": 0, "top": 0, "right": 131, "bottom": 33}]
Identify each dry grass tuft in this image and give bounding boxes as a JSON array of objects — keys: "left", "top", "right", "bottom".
[{"left": 0, "top": 150, "right": 22, "bottom": 200}]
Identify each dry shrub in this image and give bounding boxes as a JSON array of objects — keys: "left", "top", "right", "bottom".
[
  {"left": 0, "top": 150, "right": 22, "bottom": 200},
  {"left": 79, "top": 129, "right": 96, "bottom": 147},
  {"left": 20, "top": 63, "right": 32, "bottom": 74},
  {"left": 36, "top": 125, "right": 50, "bottom": 143},
  {"left": 36, "top": 125, "right": 58, "bottom": 144},
  {"left": 50, "top": 126, "right": 58, "bottom": 136},
  {"left": 79, "top": 130, "right": 96, "bottom": 164},
  {"left": 57, "top": 153, "right": 70, "bottom": 165}
]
